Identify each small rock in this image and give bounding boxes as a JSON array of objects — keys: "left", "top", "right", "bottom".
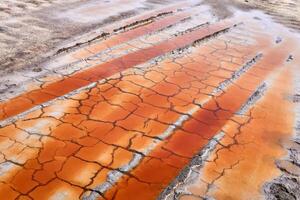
[
  {"left": 287, "top": 54, "right": 294, "bottom": 62},
  {"left": 32, "top": 67, "right": 42, "bottom": 72},
  {"left": 254, "top": 16, "right": 261, "bottom": 20},
  {"left": 293, "top": 94, "right": 300, "bottom": 103},
  {"left": 0, "top": 26, "right": 5, "bottom": 32},
  {"left": 276, "top": 36, "right": 282, "bottom": 44}
]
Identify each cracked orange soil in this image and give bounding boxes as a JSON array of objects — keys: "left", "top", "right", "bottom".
[
  {"left": 176, "top": 61, "right": 297, "bottom": 200},
  {"left": 0, "top": 6, "right": 299, "bottom": 200},
  {"left": 0, "top": 18, "right": 231, "bottom": 121},
  {"left": 103, "top": 39, "right": 297, "bottom": 200},
  {"left": 71, "top": 12, "right": 191, "bottom": 59}
]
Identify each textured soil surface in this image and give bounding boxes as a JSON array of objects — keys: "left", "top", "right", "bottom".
[
  {"left": 0, "top": 1, "right": 299, "bottom": 200},
  {"left": 234, "top": 0, "right": 300, "bottom": 31},
  {"left": 0, "top": 0, "right": 176, "bottom": 73}
]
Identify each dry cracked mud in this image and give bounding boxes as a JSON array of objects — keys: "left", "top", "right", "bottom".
[{"left": 0, "top": 0, "right": 300, "bottom": 200}]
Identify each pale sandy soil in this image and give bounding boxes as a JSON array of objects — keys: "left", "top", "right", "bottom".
[
  {"left": 233, "top": 0, "right": 300, "bottom": 31},
  {"left": 0, "top": 0, "right": 177, "bottom": 73}
]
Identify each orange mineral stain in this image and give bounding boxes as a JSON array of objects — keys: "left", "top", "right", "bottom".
[
  {"left": 0, "top": 20, "right": 234, "bottom": 121},
  {"left": 177, "top": 63, "right": 297, "bottom": 200},
  {"left": 0, "top": 6, "right": 299, "bottom": 200},
  {"left": 102, "top": 24, "right": 299, "bottom": 200}
]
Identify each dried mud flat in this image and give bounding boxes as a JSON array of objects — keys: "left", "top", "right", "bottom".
[{"left": 0, "top": 0, "right": 300, "bottom": 200}]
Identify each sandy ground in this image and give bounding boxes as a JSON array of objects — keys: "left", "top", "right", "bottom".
[
  {"left": 0, "top": 0, "right": 177, "bottom": 73},
  {"left": 234, "top": 0, "right": 300, "bottom": 31}
]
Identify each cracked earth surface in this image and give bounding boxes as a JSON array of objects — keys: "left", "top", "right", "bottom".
[{"left": 0, "top": 1, "right": 300, "bottom": 200}]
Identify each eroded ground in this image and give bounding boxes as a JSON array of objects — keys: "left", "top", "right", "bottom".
[{"left": 0, "top": 0, "right": 299, "bottom": 200}]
